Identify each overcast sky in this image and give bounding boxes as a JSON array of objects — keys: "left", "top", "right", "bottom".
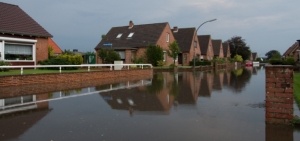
[{"left": 2, "top": 0, "right": 300, "bottom": 57}]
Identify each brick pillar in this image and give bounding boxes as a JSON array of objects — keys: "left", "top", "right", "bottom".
[{"left": 265, "top": 65, "right": 294, "bottom": 124}]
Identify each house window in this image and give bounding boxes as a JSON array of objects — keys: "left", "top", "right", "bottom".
[
  {"left": 166, "top": 33, "right": 170, "bottom": 42},
  {"left": 194, "top": 41, "right": 197, "bottom": 48},
  {"left": 128, "top": 32, "right": 134, "bottom": 38},
  {"left": 116, "top": 33, "right": 122, "bottom": 38},
  {"left": 163, "top": 51, "right": 167, "bottom": 61},
  {"left": 4, "top": 43, "right": 33, "bottom": 60}
]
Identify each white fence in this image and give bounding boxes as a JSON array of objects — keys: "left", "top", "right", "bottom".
[{"left": 0, "top": 64, "right": 153, "bottom": 75}]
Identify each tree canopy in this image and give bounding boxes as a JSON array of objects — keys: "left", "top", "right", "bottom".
[
  {"left": 97, "top": 48, "right": 121, "bottom": 64},
  {"left": 226, "top": 36, "right": 251, "bottom": 61},
  {"left": 145, "top": 44, "right": 164, "bottom": 66},
  {"left": 167, "top": 41, "right": 180, "bottom": 66},
  {"left": 265, "top": 50, "right": 281, "bottom": 60}
]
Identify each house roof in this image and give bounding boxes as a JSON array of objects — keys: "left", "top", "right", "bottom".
[
  {"left": 283, "top": 41, "right": 299, "bottom": 56},
  {"left": 222, "top": 42, "right": 229, "bottom": 56},
  {"left": 172, "top": 27, "right": 196, "bottom": 53},
  {"left": 212, "top": 39, "right": 222, "bottom": 56},
  {"left": 198, "top": 35, "right": 211, "bottom": 55},
  {"left": 95, "top": 22, "right": 169, "bottom": 49},
  {"left": 0, "top": 2, "right": 52, "bottom": 37},
  {"left": 48, "top": 38, "right": 62, "bottom": 54}
]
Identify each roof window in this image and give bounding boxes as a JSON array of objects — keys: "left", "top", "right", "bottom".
[
  {"left": 128, "top": 32, "right": 134, "bottom": 38},
  {"left": 116, "top": 33, "right": 122, "bottom": 38}
]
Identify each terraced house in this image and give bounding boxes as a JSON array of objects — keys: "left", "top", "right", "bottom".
[
  {"left": 211, "top": 39, "right": 224, "bottom": 58},
  {"left": 95, "top": 21, "right": 175, "bottom": 66},
  {"left": 172, "top": 27, "right": 201, "bottom": 66},
  {"left": 0, "top": 2, "right": 56, "bottom": 66},
  {"left": 198, "top": 35, "right": 214, "bottom": 61}
]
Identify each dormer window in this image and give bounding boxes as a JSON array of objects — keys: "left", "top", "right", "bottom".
[
  {"left": 128, "top": 32, "right": 134, "bottom": 38},
  {"left": 116, "top": 33, "right": 122, "bottom": 38}
]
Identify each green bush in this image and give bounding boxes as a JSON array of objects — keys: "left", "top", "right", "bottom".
[
  {"left": 283, "top": 57, "right": 296, "bottom": 65},
  {"left": 145, "top": 44, "right": 164, "bottom": 66},
  {"left": 189, "top": 59, "right": 211, "bottom": 66},
  {"left": 0, "top": 61, "right": 10, "bottom": 72},
  {"left": 269, "top": 57, "right": 295, "bottom": 65},
  {"left": 132, "top": 57, "right": 145, "bottom": 64},
  {"left": 269, "top": 58, "right": 282, "bottom": 65},
  {"left": 39, "top": 54, "right": 83, "bottom": 70}
]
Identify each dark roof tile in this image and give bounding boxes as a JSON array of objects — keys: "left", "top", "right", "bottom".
[
  {"left": 212, "top": 39, "right": 222, "bottom": 55},
  {"left": 172, "top": 27, "right": 195, "bottom": 53},
  {"left": 198, "top": 35, "right": 211, "bottom": 55},
  {"left": 0, "top": 2, "right": 52, "bottom": 37},
  {"left": 95, "top": 22, "right": 168, "bottom": 49}
]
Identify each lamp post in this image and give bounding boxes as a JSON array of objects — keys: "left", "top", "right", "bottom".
[{"left": 193, "top": 19, "right": 217, "bottom": 69}]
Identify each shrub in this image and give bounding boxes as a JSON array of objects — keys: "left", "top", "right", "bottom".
[
  {"left": 145, "top": 44, "right": 164, "bottom": 66},
  {"left": 157, "top": 60, "right": 165, "bottom": 67},
  {"left": 0, "top": 61, "right": 10, "bottom": 72},
  {"left": 39, "top": 54, "right": 83, "bottom": 70},
  {"left": 283, "top": 57, "right": 296, "bottom": 65},
  {"left": 189, "top": 59, "right": 211, "bottom": 66},
  {"left": 269, "top": 57, "right": 295, "bottom": 65}
]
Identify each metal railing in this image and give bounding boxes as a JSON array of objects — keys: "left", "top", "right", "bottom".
[{"left": 0, "top": 64, "right": 153, "bottom": 75}]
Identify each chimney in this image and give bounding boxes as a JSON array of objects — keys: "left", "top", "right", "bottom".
[
  {"left": 297, "top": 40, "right": 300, "bottom": 46},
  {"left": 173, "top": 26, "right": 178, "bottom": 32},
  {"left": 129, "top": 20, "right": 134, "bottom": 29}
]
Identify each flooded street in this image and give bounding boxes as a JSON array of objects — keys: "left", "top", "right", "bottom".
[{"left": 1, "top": 66, "right": 300, "bottom": 141}]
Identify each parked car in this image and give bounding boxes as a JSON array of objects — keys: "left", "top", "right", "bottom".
[{"left": 245, "top": 60, "right": 253, "bottom": 67}]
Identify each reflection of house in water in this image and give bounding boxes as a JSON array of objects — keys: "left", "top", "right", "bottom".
[
  {"left": 176, "top": 72, "right": 201, "bottom": 105},
  {"left": 100, "top": 87, "right": 174, "bottom": 115},
  {"left": 199, "top": 72, "right": 214, "bottom": 97},
  {"left": 223, "top": 71, "right": 231, "bottom": 87},
  {"left": 0, "top": 93, "right": 50, "bottom": 141},
  {"left": 100, "top": 71, "right": 202, "bottom": 115},
  {"left": 0, "top": 94, "right": 49, "bottom": 116},
  {"left": 212, "top": 71, "right": 224, "bottom": 91}
]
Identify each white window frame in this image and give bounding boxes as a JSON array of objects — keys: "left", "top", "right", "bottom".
[
  {"left": 163, "top": 51, "right": 167, "bottom": 61},
  {"left": 166, "top": 33, "right": 170, "bottom": 42},
  {"left": 0, "top": 36, "right": 37, "bottom": 64}
]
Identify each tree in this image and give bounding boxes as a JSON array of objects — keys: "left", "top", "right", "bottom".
[
  {"left": 233, "top": 54, "right": 243, "bottom": 62},
  {"left": 145, "top": 44, "right": 164, "bottom": 66},
  {"left": 97, "top": 48, "right": 121, "bottom": 64},
  {"left": 265, "top": 50, "right": 281, "bottom": 60},
  {"left": 226, "top": 36, "right": 251, "bottom": 60},
  {"left": 167, "top": 41, "right": 180, "bottom": 67}
]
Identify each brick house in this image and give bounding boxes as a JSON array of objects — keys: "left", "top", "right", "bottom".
[
  {"left": 0, "top": 2, "right": 53, "bottom": 66},
  {"left": 48, "top": 38, "right": 63, "bottom": 56},
  {"left": 94, "top": 21, "right": 176, "bottom": 66},
  {"left": 172, "top": 27, "right": 201, "bottom": 66},
  {"left": 212, "top": 39, "right": 224, "bottom": 58},
  {"left": 283, "top": 40, "right": 300, "bottom": 61},
  {"left": 222, "top": 42, "right": 231, "bottom": 60},
  {"left": 198, "top": 35, "right": 214, "bottom": 60}
]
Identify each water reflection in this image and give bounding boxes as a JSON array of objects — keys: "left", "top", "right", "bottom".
[{"left": 1, "top": 65, "right": 299, "bottom": 141}]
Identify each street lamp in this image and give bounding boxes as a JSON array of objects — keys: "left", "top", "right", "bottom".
[{"left": 193, "top": 19, "right": 217, "bottom": 69}]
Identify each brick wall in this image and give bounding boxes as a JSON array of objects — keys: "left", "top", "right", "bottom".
[
  {"left": 0, "top": 69, "right": 153, "bottom": 88},
  {"left": 265, "top": 65, "right": 294, "bottom": 124},
  {"left": 36, "top": 37, "right": 49, "bottom": 62}
]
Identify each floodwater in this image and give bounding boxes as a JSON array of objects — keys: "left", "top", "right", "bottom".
[{"left": 0, "top": 66, "right": 300, "bottom": 141}]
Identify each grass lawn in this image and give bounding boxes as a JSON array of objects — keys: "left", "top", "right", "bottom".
[
  {"left": 0, "top": 69, "right": 90, "bottom": 76},
  {"left": 294, "top": 72, "right": 300, "bottom": 107}
]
